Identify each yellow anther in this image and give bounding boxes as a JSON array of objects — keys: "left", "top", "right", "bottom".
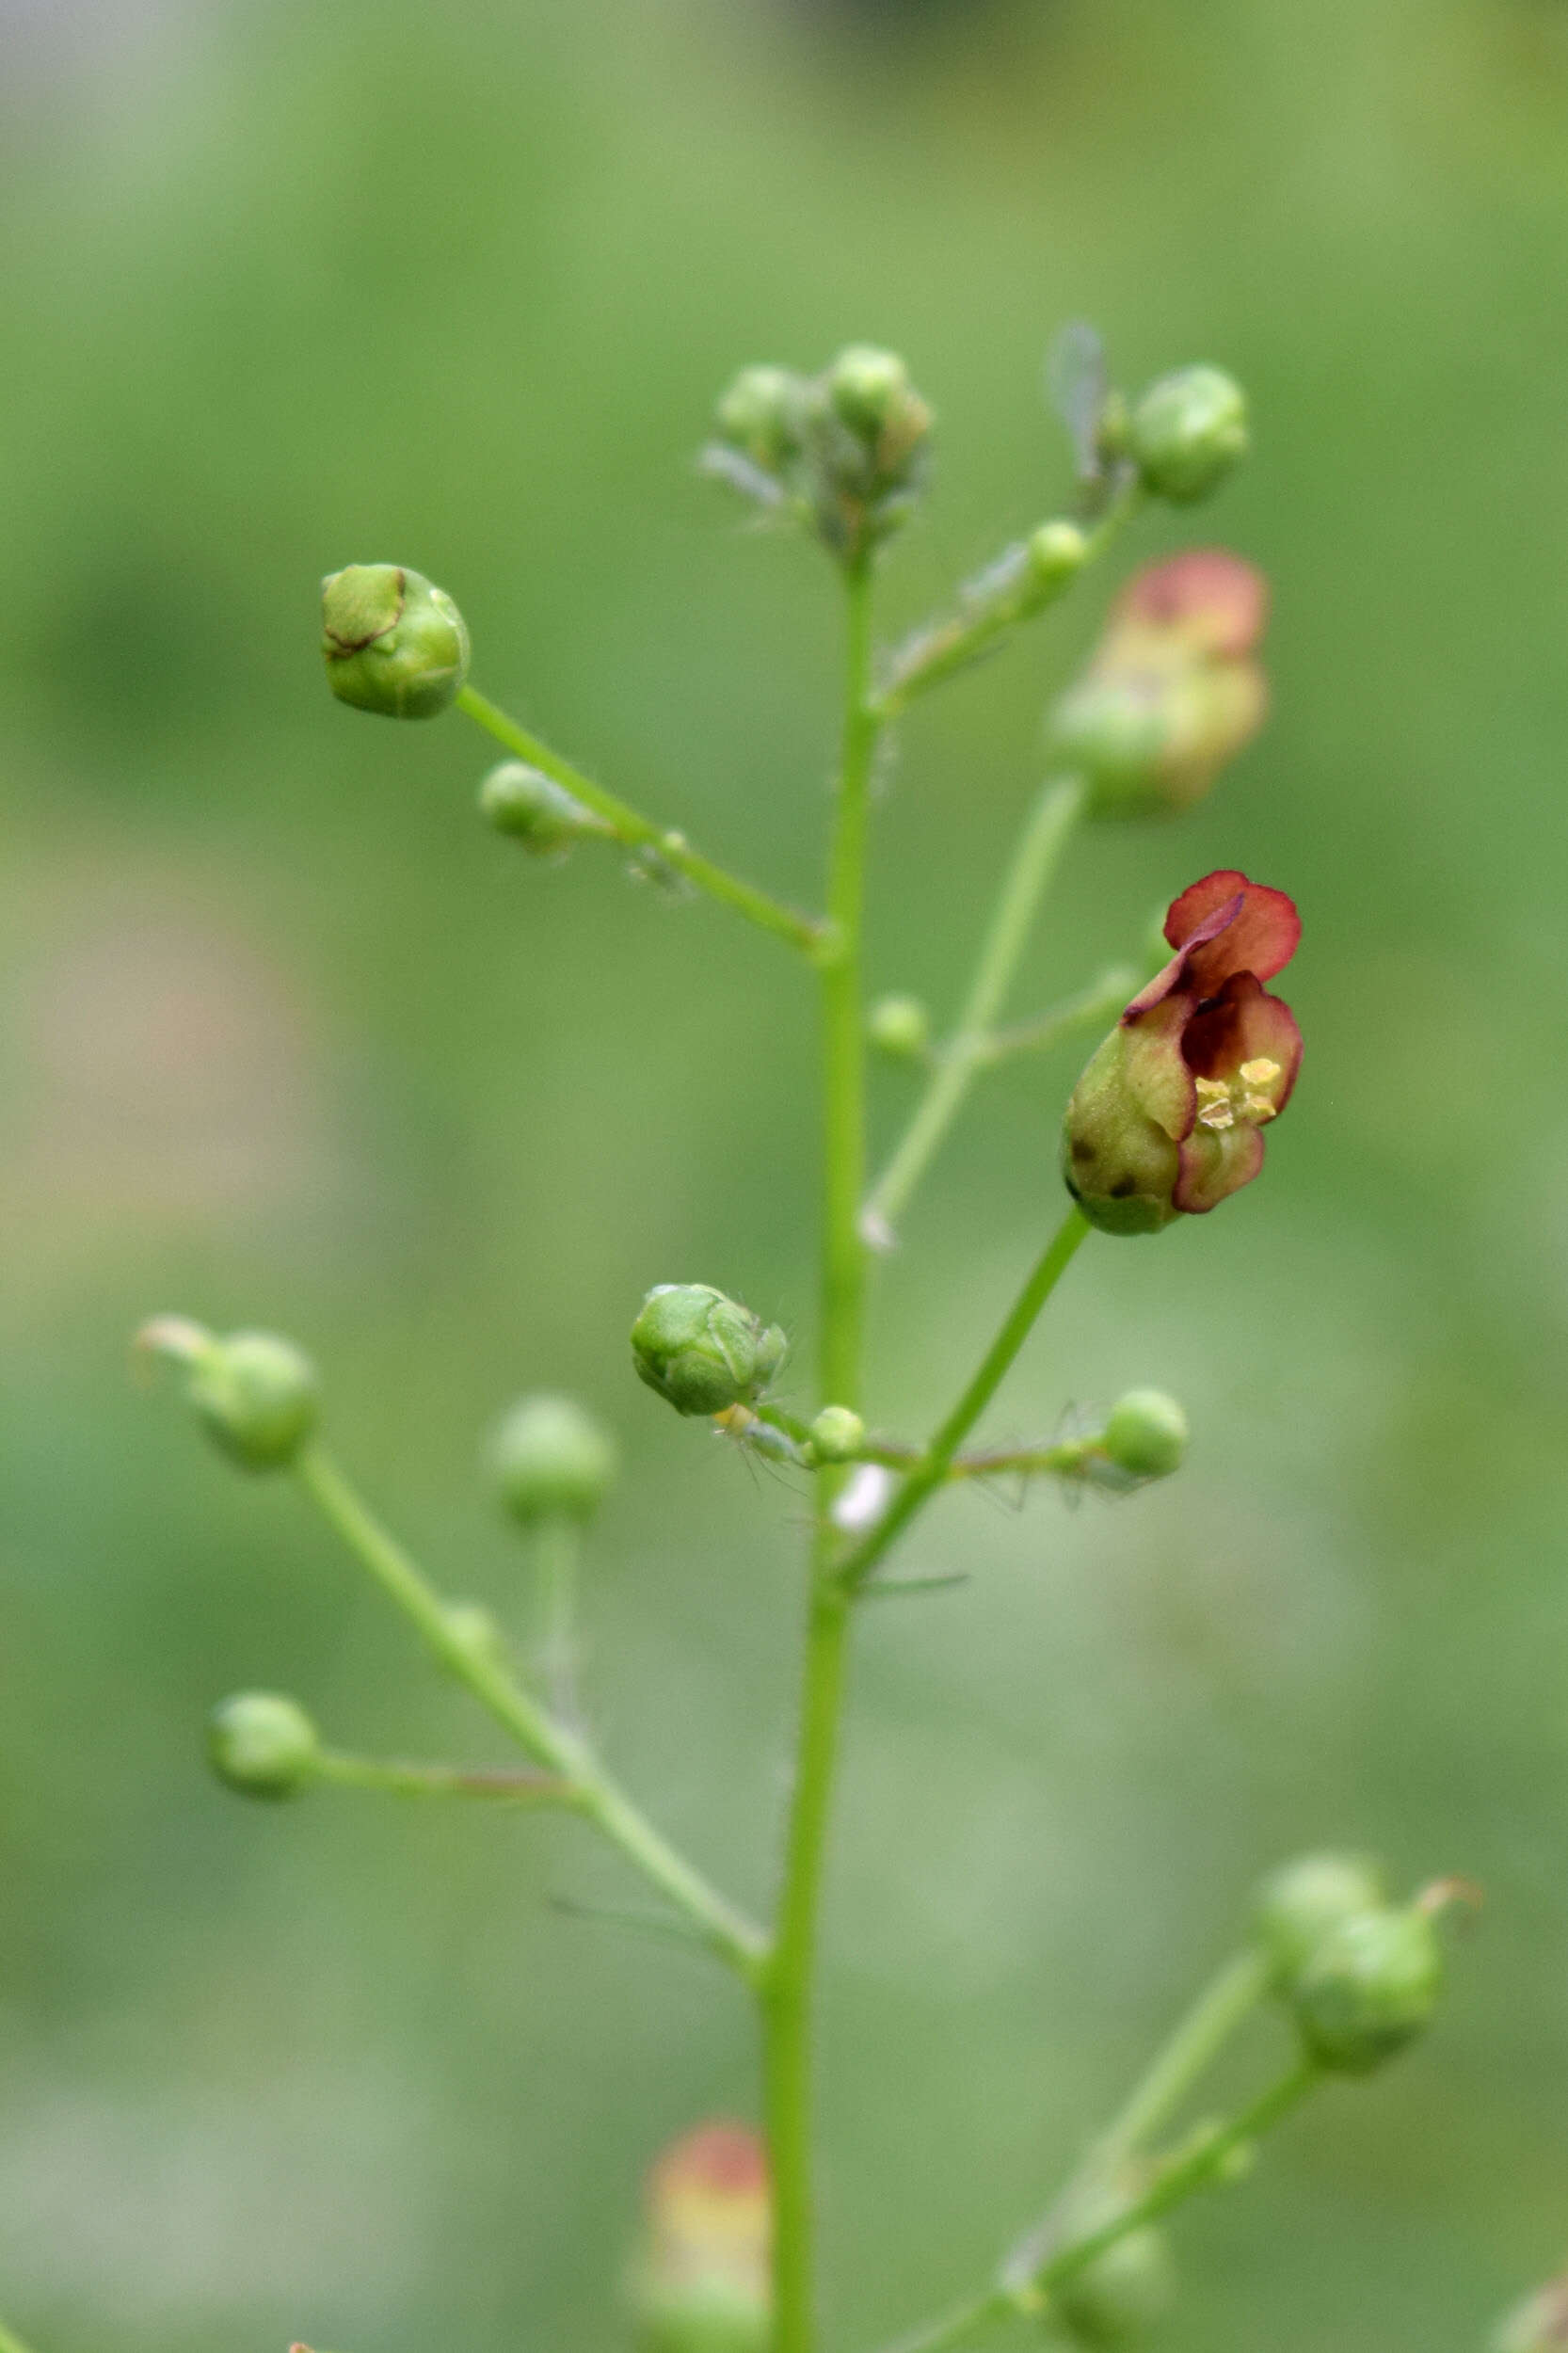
[
  {"left": 1197, "top": 1100, "right": 1236, "bottom": 1130},
  {"left": 1194, "top": 1077, "right": 1229, "bottom": 1100},
  {"left": 1240, "top": 1057, "right": 1281, "bottom": 1087},
  {"left": 1242, "top": 1094, "right": 1277, "bottom": 1122}
]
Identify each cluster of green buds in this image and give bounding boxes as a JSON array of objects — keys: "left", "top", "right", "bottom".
[
  {"left": 631, "top": 2122, "right": 772, "bottom": 2353},
  {"left": 1253, "top": 1852, "right": 1452, "bottom": 2075},
  {"left": 321, "top": 563, "right": 471, "bottom": 719},
  {"left": 631, "top": 1285, "right": 787, "bottom": 1418},
  {"left": 137, "top": 1316, "right": 320, "bottom": 1471},
  {"left": 707, "top": 344, "right": 935, "bottom": 563}
]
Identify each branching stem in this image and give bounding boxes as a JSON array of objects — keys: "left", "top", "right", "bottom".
[
  {"left": 457, "top": 684, "right": 825, "bottom": 957},
  {"left": 295, "top": 1446, "right": 767, "bottom": 1981},
  {"left": 862, "top": 777, "right": 1087, "bottom": 1249}
]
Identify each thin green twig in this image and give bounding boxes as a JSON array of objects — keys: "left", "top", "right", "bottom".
[
  {"left": 0, "top": 2320, "right": 38, "bottom": 2353},
  {"left": 457, "top": 684, "right": 825, "bottom": 957},
  {"left": 861, "top": 777, "right": 1088, "bottom": 1250},
  {"left": 313, "top": 1752, "right": 568, "bottom": 1803},
  {"left": 295, "top": 1445, "right": 767, "bottom": 1981},
  {"left": 836, "top": 1206, "right": 1093, "bottom": 1594}
]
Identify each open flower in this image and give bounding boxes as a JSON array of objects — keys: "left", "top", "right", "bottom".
[
  {"left": 1063, "top": 870, "right": 1302, "bottom": 1233},
  {"left": 1045, "top": 550, "right": 1269, "bottom": 819}
]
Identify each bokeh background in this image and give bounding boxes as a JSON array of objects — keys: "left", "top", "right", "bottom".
[{"left": 4, "top": 1, "right": 1568, "bottom": 2345}]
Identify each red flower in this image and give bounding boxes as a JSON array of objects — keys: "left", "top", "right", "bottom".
[
  {"left": 1064, "top": 871, "right": 1303, "bottom": 1233},
  {"left": 1045, "top": 550, "right": 1270, "bottom": 820}
]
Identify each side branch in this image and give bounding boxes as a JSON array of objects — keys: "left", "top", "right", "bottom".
[
  {"left": 457, "top": 684, "right": 825, "bottom": 958},
  {"left": 295, "top": 1445, "right": 768, "bottom": 1981}
]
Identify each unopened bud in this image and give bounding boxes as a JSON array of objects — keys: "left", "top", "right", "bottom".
[
  {"left": 808, "top": 1406, "right": 865, "bottom": 1465},
  {"left": 140, "top": 1317, "right": 319, "bottom": 1471},
  {"left": 207, "top": 1691, "right": 319, "bottom": 1800},
  {"left": 632, "top": 1286, "right": 787, "bottom": 1418},
  {"left": 868, "top": 994, "right": 931, "bottom": 1060},
  {"left": 1253, "top": 1852, "right": 1387, "bottom": 1990},
  {"left": 1026, "top": 519, "right": 1090, "bottom": 598},
  {"left": 808, "top": 344, "right": 934, "bottom": 557},
  {"left": 489, "top": 1393, "right": 617, "bottom": 1524},
  {"left": 1053, "top": 2177, "right": 1176, "bottom": 2346},
  {"left": 1292, "top": 1903, "right": 1442, "bottom": 2075},
  {"left": 1128, "top": 366, "right": 1248, "bottom": 504},
  {"left": 1099, "top": 1389, "right": 1188, "bottom": 1481},
  {"left": 1493, "top": 2275, "right": 1568, "bottom": 2353},
  {"left": 714, "top": 365, "right": 808, "bottom": 474},
  {"left": 479, "top": 760, "right": 602, "bottom": 856},
  {"left": 633, "top": 2121, "right": 771, "bottom": 2353},
  {"left": 321, "top": 563, "right": 470, "bottom": 719}
]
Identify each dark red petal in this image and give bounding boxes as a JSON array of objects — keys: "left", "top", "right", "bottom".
[
  {"left": 1126, "top": 889, "right": 1244, "bottom": 1018},
  {"left": 1114, "top": 551, "right": 1269, "bottom": 658},
  {"left": 1174, "top": 1122, "right": 1267, "bottom": 1214},
  {"left": 1180, "top": 972, "right": 1303, "bottom": 1105},
  {"left": 1166, "top": 871, "right": 1301, "bottom": 993}
]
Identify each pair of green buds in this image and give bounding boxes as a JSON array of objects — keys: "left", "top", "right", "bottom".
[{"left": 1253, "top": 1851, "right": 1454, "bottom": 2076}]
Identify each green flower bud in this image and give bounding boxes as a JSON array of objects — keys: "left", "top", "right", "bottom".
[
  {"left": 140, "top": 1317, "right": 320, "bottom": 1470},
  {"left": 1099, "top": 1389, "right": 1188, "bottom": 1481},
  {"left": 321, "top": 563, "right": 470, "bottom": 719},
  {"left": 479, "top": 760, "right": 602, "bottom": 856},
  {"left": 1128, "top": 366, "right": 1248, "bottom": 504},
  {"left": 1253, "top": 1852, "right": 1387, "bottom": 1991},
  {"left": 1493, "top": 2274, "right": 1568, "bottom": 2353},
  {"left": 631, "top": 1285, "right": 787, "bottom": 1418},
  {"left": 868, "top": 994, "right": 931, "bottom": 1060},
  {"left": 207, "top": 1691, "right": 319, "bottom": 1800},
  {"left": 1062, "top": 1027, "right": 1183, "bottom": 1237},
  {"left": 1026, "top": 519, "right": 1090, "bottom": 598},
  {"left": 826, "top": 344, "right": 915, "bottom": 439},
  {"left": 489, "top": 1393, "right": 617, "bottom": 1524},
  {"left": 1052, "top": 2180, "right": 1176, "bottom": 2346},
  {"left": 633, "top": 2122, "right": 771, "bottom": 2353},
  {"left": 808, "top": 1406, "right": 865, "bottom": 1465},
  {"left": 714, "top": 365, "right": 808, "bottom": 474},
  {"left": 1292, "top": 1904, "right": 1442, "bottom": 2075}
]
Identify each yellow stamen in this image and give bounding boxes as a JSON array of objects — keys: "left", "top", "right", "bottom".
[
  {"left": 1197, "top": 1100, "right": 1236, "bottom": 1130},
  {"left": 1239, "top": 1057, "right": 1281, "bottom": 1087}
]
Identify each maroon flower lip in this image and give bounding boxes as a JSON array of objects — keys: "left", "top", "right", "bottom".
[{"left": 1122, "top": 870, "right": 1303, "bottom": 1214}]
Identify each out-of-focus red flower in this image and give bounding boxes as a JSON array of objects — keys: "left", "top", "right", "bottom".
[
  {"left": 632, "top": 2121, "right": 772, "bottom": 2353},
  {"left": 1045, "top": 551, "right": 1270, "bottom": 819},
  {"left": 1063, "top": 870, "right": 1302, "bottom": 1233}
]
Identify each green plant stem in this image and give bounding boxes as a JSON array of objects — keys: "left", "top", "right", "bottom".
[
  {"left": 977, "top": 963, "right": 1140, "bottom": 1065},
  {"left": 873, "top": 477, "right": 1144, "bottom": 715},
  {"left": 1005, "top": 1947, "right": 1272, "bottom": 2284},
  {"left": 837, "top": 1207, "right": 1092, "bottom": 1594},
  {"left": 295, "top": 1445, "right": 766, "bottom": 1980},
  {"left": 763, "top": 552, "right": 883, "bottom": 2353},
  {"left": 861, "top": 777, "right": 1087, "bottom": 1249},
  {"left": 456, "top": 684, "right": 824, "bottom": 957},
  {"left": 879, "top": 2057, "right": 1319, "bottom": 2353},
  {"left": 314, "top": 1752, "right": 568, "bottom": 1802},
  {"left": 532, "top": 1514, "right": 583, "bottom": 1720},
  {"left": 0, "top": 2321, "right": 37, "bottom": 2353}
]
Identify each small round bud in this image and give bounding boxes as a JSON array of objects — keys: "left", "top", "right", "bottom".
[
  {"left": 1253, "top": 1852, "right": 1387, "bottom": 1990},
  {"left": 1027, "top": 519, "right": 1090, "bottom": 595},
  {"left": 489, "top": 1393, "right": 617, "bottom": 1524},
  {"left": 808, "top": 1406, "right": 865, "bottom": 1465},
  {"left": 714, "top": 365, "right": 808, "bottom": 473},
  {"left": 826, "top": 344, "right": 914, "bottom": 440},
  {"left": 321, "top": 563, "right": 470, "bottom": 719},
  {"left": 1128, "top": 367, "right": 1248, "bottom": 504},
  {"left": 1292, "top": 1904, "right": 1442, "bottom": 2075},
  {"left": 631, "top": 1285, "right": 787, "bottom": 1418},
  {"left": 141, "top": 1319, "right": 320, "bottom": 1471},
  {"left": 207, "top": 1691, "right": 319, "bottom": 1800},
  {"left": 1100, "top": 1390, "right": 1189, "bottom": 1481},
  {"left": 479, "top": 760, "right": 600, "bottom": 856},
  {"left": 1053, "top": 2181, "right": 1176, "bottom": 2345},
  {"left": 868, "top": 994, "right": 931, "bottom": 1060}
]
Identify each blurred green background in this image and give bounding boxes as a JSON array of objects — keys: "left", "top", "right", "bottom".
[{"left": 4, "top": 0, "right": 1568, "bottom": 2345}]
